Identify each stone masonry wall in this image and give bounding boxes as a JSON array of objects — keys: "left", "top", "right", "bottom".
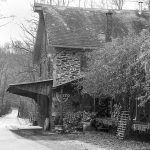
[{"left": 53, "top": 48, "right": 82, "bottom": 87}]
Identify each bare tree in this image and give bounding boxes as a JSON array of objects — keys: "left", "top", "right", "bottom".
[
  {"left": 0, "top": 49, "right": 13, "bottom": 106},
  {"left": 90, "top": 0, "right": 94, "bottom": 8},
  {"left": 0, "top": 49, "right": 14, "bottom": 115},
  {"left": 82, "top": 0, "right": 114, "bottom": 9},
  {"left": 145, "top": 0, "right": 150, "bottom": 10},
  {"left": 11, "top": 16, "right": 39, "bottom": 82},
  {"left": 10, "top": 15, "right": 40, "bottom": 120},
  {"left": 99, "top": 0, "right": 113, "bottom": 9},
  {"left": 51, "top": 0, "right": 75, "bottom": 6},
  {"left": 0, "top": 15, "right": 15, "bottom": 28},
  {"left": 112, "top": 0, "right": 126, "bottom": 10},
  {"left": 0, "top": 0, "right": 15, "bottom": 27},
  {"left": 0, "top": 59, "right": 7, "bottom": 105}
]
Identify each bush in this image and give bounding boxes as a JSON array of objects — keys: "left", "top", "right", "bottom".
[{"left": 63, "top": 111, "right": 96, "bottom": 133}]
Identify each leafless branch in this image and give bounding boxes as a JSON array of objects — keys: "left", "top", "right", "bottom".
[
  {"left": 20, "top": 23, "right": 36, "bottom": 39},
  {"left": 112, "top": 0, "right": 126, "bottom": 10}
]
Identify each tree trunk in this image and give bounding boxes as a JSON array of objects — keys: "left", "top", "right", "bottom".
[
  {"left": 148, "top": 1, "right": 150, "bottom": 11},
  {"left": 93, "top": 95, "right": 96, "bottom": 112},
  {"left": 1, "top": 73, "right": 7, "bottom": 105}
]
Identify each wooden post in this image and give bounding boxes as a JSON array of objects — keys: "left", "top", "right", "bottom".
[
  {"left": 48, "top": 96, "right": 52, "bottom": 130},
  {"left": 93, "top": 95, "right": 96, "bottom": 112},
  {"left": 48, "top": 85, "right": 52, "bottom": 131},
  {"left": 110, "top": 100, "right": 113, "bottom": 117},
  {"left": 134, "top": 99, "right": 137, "bottom": 121},
  {"left": 106, "top": 11, "right": 113, "bottom": 42},
  {"left": 60, "top": 88, "right": 63, "bottom": 125}
]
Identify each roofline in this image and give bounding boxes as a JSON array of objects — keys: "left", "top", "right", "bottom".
[
  {"left": 34, "top": 3, "right": 150, "bottom": 14},
  {"left": 34, "top": 3, "right": 111, "bottom": 13},
  {"left": 51, "top": 44, "right": 100, "bottom": 50},
  {"left": 8, "top": 79, "right": 53, "bottom": 87}
]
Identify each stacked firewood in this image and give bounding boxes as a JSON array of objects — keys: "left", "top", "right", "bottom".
[{"left": 63, "top": 111, "right": 96, "bottom": 133}]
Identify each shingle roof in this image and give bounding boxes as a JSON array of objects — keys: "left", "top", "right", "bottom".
[
  {"left": 33, "top": 5, "right": 150, "bottom": 63},
  {"left": 43, "top": 6, "right": 106, "bottom": 48}
]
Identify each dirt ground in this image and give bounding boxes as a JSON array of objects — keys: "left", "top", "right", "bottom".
[
  {"left": 3, "top": 109, "right": 150, "bottom": 150},
  {"left": 11, "top": 129, "right": 150, "bottom": 150}
]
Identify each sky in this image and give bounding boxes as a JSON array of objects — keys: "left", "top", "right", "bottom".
[
  {"left": 0, "top": 0, "right": 35, "bottom": 46},
  {"left": 0, "top": 0, "right": 147, "bottom": 46}
]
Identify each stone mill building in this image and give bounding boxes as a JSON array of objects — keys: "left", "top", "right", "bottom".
[{"left": 8, "top": 2, "right": 147, "bottom": 129}]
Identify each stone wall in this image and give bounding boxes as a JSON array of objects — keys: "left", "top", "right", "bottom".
[{"left": 53, "top": 48, "right": 82, "bottom": 87}]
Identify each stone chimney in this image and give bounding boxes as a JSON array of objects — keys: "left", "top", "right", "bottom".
[
  {"left": 105, "top": 11, "right": 113, "bottom": 42},
  {"left": 138, "top": 1, "right": 143, "bottom": 15}
]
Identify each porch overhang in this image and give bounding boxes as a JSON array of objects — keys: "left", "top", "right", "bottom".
[{"left": 7, "top": 79, "right": 53, "bottom": 99}]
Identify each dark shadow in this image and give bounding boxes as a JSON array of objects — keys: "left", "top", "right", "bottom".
[
  {"left": 128, "top": 131, "right": 150, "bottom": 143},
  {"left": 10, "top": 128, "right": 84, "bottom": 141},
  {"left": 10, "top": 128, "right": 43, "bottom": 137}
]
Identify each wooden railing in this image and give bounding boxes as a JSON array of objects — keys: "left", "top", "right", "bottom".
[{"left": 132, "top": 122, "right": 150, "bottom": 132}]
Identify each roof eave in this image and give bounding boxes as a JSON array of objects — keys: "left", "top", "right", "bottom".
[
  {"left": 52, "top": 44, "right": 100, "bottom": 50},
  {"left": 7, "top": 79, "right": 53, "bottom": 88}
]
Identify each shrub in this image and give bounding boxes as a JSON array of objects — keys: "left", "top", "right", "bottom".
[{"left": 63, "top": 111, "right": 96, "bottom": 133}]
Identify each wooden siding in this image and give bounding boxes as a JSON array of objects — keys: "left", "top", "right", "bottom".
[
  {"left": 33, "top": 12, "right": 45, "bottom": 64},
  {"left": 7, "top": 80, "right": 53, "bottom": 98}
]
